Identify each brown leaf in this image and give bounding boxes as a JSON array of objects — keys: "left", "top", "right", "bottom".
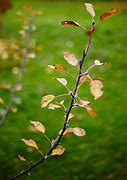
[
  {"left": 21, "top": 139, "right": 38, "bottom": 149},
  {"left": 48, "top": 64, "right": 67, "bottom": 72},
  {"left": 90, "top": 80, "right": 103, "bottom": 100},
  {"left": 73, "top": 127, "right": 86, "bottom": 137},
  {"left": 18, "top": 154, "right": 26, "bottom": 162},
  {"left": 79, "top": 102, "right": 96, "bottom": 118},
  {"left": 51, "top": 145, "right": 65, "bottom": 156},
  {"left": 41, "top": 95, "right": 55, "bottom": 107},
  {"left": 30, "top": 121, "right": 45, "bottom": 133},
  {"left": 85, "top": 3, "right": 95, "bottom": 17},
  {"left": 55, "top": 78, "right": 67, "bottom": 86},
  {"left": 59, "top": 128, "right": 73, "bottom": 135},
  {"left": 64, "top": 52, "right": 78, "bottom": 66},
  {"left": 61, "top": 20, "right": 81, "bottom": 27},
  {"left": 100, "top": 9, "right": 120, "bottom": 21}
]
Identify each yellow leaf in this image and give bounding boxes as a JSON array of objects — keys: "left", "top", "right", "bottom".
[
  {"left": 68, "top": 113, "right": 74, "bottom": 120},
  {"left": 0, "top": 98, "right": 4, "bottom": 104},
  {"left": 90, "top": 80, "right": 103, "bottom": 100},
  {"left": 51, "top": 145, "right": 65, "bottom": 156},
  {"left": 18, "top": 154, "right": 26, "bottom": 161},
  {"left": 73, "top": 127, "right": 86, "bottom": 137},
  {"left": 85, "top": 3, "right": 95, "bottom": 17},
  {"left": 94, "top": 60, "right": 104, "bottom": 66},
  {"left": 21, "top": 139, "right": 38, "bottom": 149},
  {"left": 41, "top": 95, "right": 55, "bottom": 107},
  {"left": 30, "top": 121, "right": 45, "bottom": 133},
  {"left": 48, "top": 103, "right": 61, "bottom": 110},
  {"left": 64, "top": 52, "right": 78, "bottom": 66},
  {"left": 55, "top": 78, "right": 67, "bottom": 86}
]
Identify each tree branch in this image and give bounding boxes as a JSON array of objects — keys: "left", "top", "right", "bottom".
[{"left": 9, "top": 21, "right": 95, "bottom": 180}]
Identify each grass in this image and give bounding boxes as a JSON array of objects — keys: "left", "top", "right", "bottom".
[{"left": 0, "top": 0, "right": 127, "bottom": 179}]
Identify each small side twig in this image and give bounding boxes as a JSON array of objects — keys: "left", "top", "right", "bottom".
[{"left": 0, "top": 15, "right": 34, "bottom": 125}]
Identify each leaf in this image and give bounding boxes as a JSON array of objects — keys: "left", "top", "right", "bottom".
[
  {"left": 41, "top": 95, "right": 55, "bottom": 107},
  {"left": 48, "top": 65, "right": 67, "bottom": 72},
  {"left": 18, "top": 154, "right": 26, "bottom": 162},
  {"left": 90, "top": 80, "right": 103, "bottom": 100},
  {"left": 30, "top": 121, "right": 45, "bottom": 133},
  {"left": 48, "top": 103, "right": 61, "bottom": 110},
  {"left": 84, "top": 105, "right": 97, "bottom": 118},
  {"left": 51, "top": 145, "right": 65, "bottom": 156},
  {"left": 94, "top": 60, "right": 104, "bottom": 66},
  {"left": 59, "top": 128, "right": 73, "bottom": 135},
  {"left": 100, "top": 9, "right": 120, "bottom": 21},
  {"left": 55, "top": 78, "right": 67, "bottom": 86},
  {"left": 61, "top": 20, "right": 81, "bottom": 27},
  {"left": 21, "top": 139, "right": 38, "bottom": 149},
  {"left": 85, "top": 3, "right": 95, "bottom": 17},
  {"left": 68, "top": 113, "right": 74, "bottom": 120},
  {"left": 0, "top": 98, "right": 4, "bottom": 104},
  {"left": 59, "top": 100, "right": 64, "bottom": 105},
  {"left": 73, "top": 127, "right": 86, "bottom": 137},
  {"left": 64, "top": 52, "right": 78, "bottom": 66},
  {"left": 80, "top": 100, "right": 90, "bottom": 106},
  {"left": 78, "top": 75, "right": 91, "bottom": 87}
]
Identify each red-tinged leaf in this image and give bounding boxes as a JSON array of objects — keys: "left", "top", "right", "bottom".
[
  {"left": 64, "top": 52, "right": 78, "bottom": 66},
  {"left": 59, "top": 128, "right": 73, "bottom": 135},
  {"left": 21, "top": 139, "right": 38, "bottom": 149},
  {"left": 85, "top": 3, "right": 95, "bottom": 17},
  {"left": 73, "top": 127, "right": 86, "bottom": 137},
  {"left": 61, "top": 20, "right": 81, "bottom": 27},
  {"left": 90, "top": 80, "right": 103, "bottom": 100},
  {"left": 41, "top": 95, "right": 55, "bottom": 108},
  {"left": 51, "top": 145, "right": 65, "bottom": 156},
  {"left": 48, "top": 64, "right": 67, "bottom": 72},
  {"left": 30, "top": 121, "right": 45, "bottom": 133},
  {"left": 100, "top": 9, "right": 120, "bottom": 21},
  {"left": 18, "top": 154, "right": 26, "bottom": 162}
]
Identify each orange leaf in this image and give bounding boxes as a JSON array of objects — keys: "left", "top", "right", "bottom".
[
  {"left": 59, "top": 128, "right": 73, "bottom": 136},
  {"left": 100, "top": 9, "right": 120, "bottom": 21},
  {"left": 61, "top": 20, "right": 81, "bottom": 27},
  {"left": 48, "top": 64, "right": 67, "bottom": 71}
]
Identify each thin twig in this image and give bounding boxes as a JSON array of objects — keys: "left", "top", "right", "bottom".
[
  {"left": 9, "top": 21, "right": 95, "bottom": 180},
  {"left": 0, "top": 15, "right": 34, "bottom": 125}
]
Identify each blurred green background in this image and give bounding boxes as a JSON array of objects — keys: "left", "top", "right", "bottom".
[{"left": 0, "top": 0, "right": 127, "bottom": 179}]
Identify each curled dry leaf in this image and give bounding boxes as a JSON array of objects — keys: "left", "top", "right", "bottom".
[
  {"left": 90, "top": 80, "right": 103, "bottom": 100},
  {"left": 94, "top": 60, "right": 104, "bottom": 66},
  {"left": 18, "top": 154, "right": 26, "bottom": 162},
  {"left": 48, "top": 103, "right": 61, "bottom": 110},
  {"left": 100, "top": 9, "right": 120, "bottom": 21},
  {"left": 73, "top": 127, "right": 86, "bottom": 137},
  {"left": 79, "top": 101, "right": 96, "bottom": 118},
  {"left": 21, "top": 139, "right": 38, "bottom": 149},
  {"left": 61, "top": 20, "right": 81, "bottom": 27},
  {"left": 64, "top": 52, "right": 78, "bottom": 66},
  {"left": 48, "top": 64, "right": 67, "bottom": 72},
  {"left": 78, "top": 75, "right": 91, "bottom": 88},
  {"left": 55, "top": 78, "right": 67, "bottom": 86},
  {"left": 30, "top": 121, "right": 45, "bottom": 133},
  {"left": 41, "top": 95, "right": 55, "bottom": 107},
  {"left": 59, "top": 128, "right": 73, "bottom": 136},
  {"left": 85, "top": 3, "right": 95, "bottom": 17},
  {"left": 51, "top": 145, "right": 65, "bottom": 156}
]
